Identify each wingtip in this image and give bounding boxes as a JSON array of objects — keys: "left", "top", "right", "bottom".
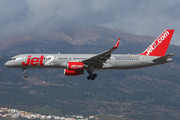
[{"left": 113, "top": 38, "right": 121, "bottom": 49}]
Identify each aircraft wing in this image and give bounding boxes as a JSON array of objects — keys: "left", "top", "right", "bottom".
[{"left": 82, "top": 38, "right": 120, "bottom": 64}]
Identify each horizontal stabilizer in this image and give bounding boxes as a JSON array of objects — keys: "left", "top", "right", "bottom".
[{"left": 153, "top": 54, "right": 175, "bottom": 61}]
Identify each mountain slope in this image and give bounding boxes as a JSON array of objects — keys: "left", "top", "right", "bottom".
[
  {"left": 0, "top": 25, "right": 180, "bottom": 120},
  {"left": 0, "top": 24, "right": 155, "bottom": 55}
]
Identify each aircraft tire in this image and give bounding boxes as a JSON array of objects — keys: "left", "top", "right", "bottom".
[
  {"left": 87, "top": 74, "right": 97, "bottom": 81},
  {"left": 87, "top": 76, "right": 91, "bottom": 80},
  {"left": 24, "top": 75, "right": 28, "bottom": 78},
  {"left": 91, "top": 77, "right": 95, "bottom": 80},
  {"left": 93, "top": 74, "right": 97, "bottom": 77}
]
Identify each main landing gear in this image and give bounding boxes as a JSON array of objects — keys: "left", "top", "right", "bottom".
[
  {"left": 22, "top": 68, "right": 28, "bottom": 78},
  {"left": 87, "top": 73, "right": 97, "bottom": 81},
  {"left": 87, "top": 64, "right": 97, "bottom": 81}
]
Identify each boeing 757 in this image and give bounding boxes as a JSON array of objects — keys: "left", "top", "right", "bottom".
[{"left": 5, "top": 29, "right": 175, "bottom": 80}]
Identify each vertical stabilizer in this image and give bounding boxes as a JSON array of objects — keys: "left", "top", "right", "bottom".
[{"left": 140, "top": 29, "right": 175, "bottom": 57}]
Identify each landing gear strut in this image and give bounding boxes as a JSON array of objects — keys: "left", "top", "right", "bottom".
[
  {"left": 87, "top": 65, "right": 97, "bottom": 81},
  {"left": 22, "top": 68, "right": 28, "bottom": 78}
]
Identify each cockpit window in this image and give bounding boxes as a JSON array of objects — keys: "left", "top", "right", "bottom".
[{"left": 10, "top": 58, "right": 16, "bottom": 60}]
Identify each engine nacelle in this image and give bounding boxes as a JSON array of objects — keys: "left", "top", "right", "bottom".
[
  {"left": 67, "top": 62, "right": 87, "bottom": 70},
  {"left": 64, "top": 69, "right": 84, "bottom": 76}
]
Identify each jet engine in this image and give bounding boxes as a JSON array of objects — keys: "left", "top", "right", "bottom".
[
  {"left": 67, "top": 62, "right": 87, "bottom": 70},
  {"left": 64, "top": 69, "right": 84, "bottom": 76}
]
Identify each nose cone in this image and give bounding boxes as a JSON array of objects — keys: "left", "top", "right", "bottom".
[{"left": 5, "top": 61, "right": 11, "bottom": 67}]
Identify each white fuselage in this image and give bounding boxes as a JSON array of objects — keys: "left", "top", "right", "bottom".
[{"left": 5, "top": 54, "right": 173, "bottom": 70}]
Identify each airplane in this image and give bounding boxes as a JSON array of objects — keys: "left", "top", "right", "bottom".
[{"left": 5, "top": 29, "right": 175, "bottom": 81}]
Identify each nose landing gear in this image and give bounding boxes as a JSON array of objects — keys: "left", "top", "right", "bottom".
[
  {"left": 22, "top": 68, "right": 28, "bottom": 78},
  {"left": 24, "top": 74, "right": 28, "bottom": 78}
]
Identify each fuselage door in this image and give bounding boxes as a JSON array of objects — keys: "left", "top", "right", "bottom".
[
  {"left": 21, "top": 55, "right": 25, "bottom": 62},
  {"left": 54, "top": 55, "right": 58, "bottom": 63},
  {"left": 141, "top": 56, "right": 145, "bottom": 64},
  {"left": 111, "top": 57, "right": 115, "bottom": 63}
]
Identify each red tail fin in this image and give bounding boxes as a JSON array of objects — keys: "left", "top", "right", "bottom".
[{"left": 140, "top": 29, "right": 175, "bottom": 57}]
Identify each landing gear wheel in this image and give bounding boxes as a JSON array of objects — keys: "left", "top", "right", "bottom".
[
  {"left": 24, "top": 75, "right": 28, "bottom": 78},
  {"left": 87, "top": 76, "right": 91, "bottom": 80},
  {"left": 87, "top": 74, "right": 97, "bottom": 81},
  {"left": 91, "top": 76, "right": 95, "bottom": 81},
  {"left": 93, "top": 74, "right": 97, "bottom": 77}
]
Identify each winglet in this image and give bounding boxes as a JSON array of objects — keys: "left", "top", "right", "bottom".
[{"left": 113, "top": 38, "right": 121, "bottom": 49}]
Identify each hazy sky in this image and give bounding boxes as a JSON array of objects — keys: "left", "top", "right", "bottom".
[{"left": 0, "top": 0, "right": 180, "bottom": 44}]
